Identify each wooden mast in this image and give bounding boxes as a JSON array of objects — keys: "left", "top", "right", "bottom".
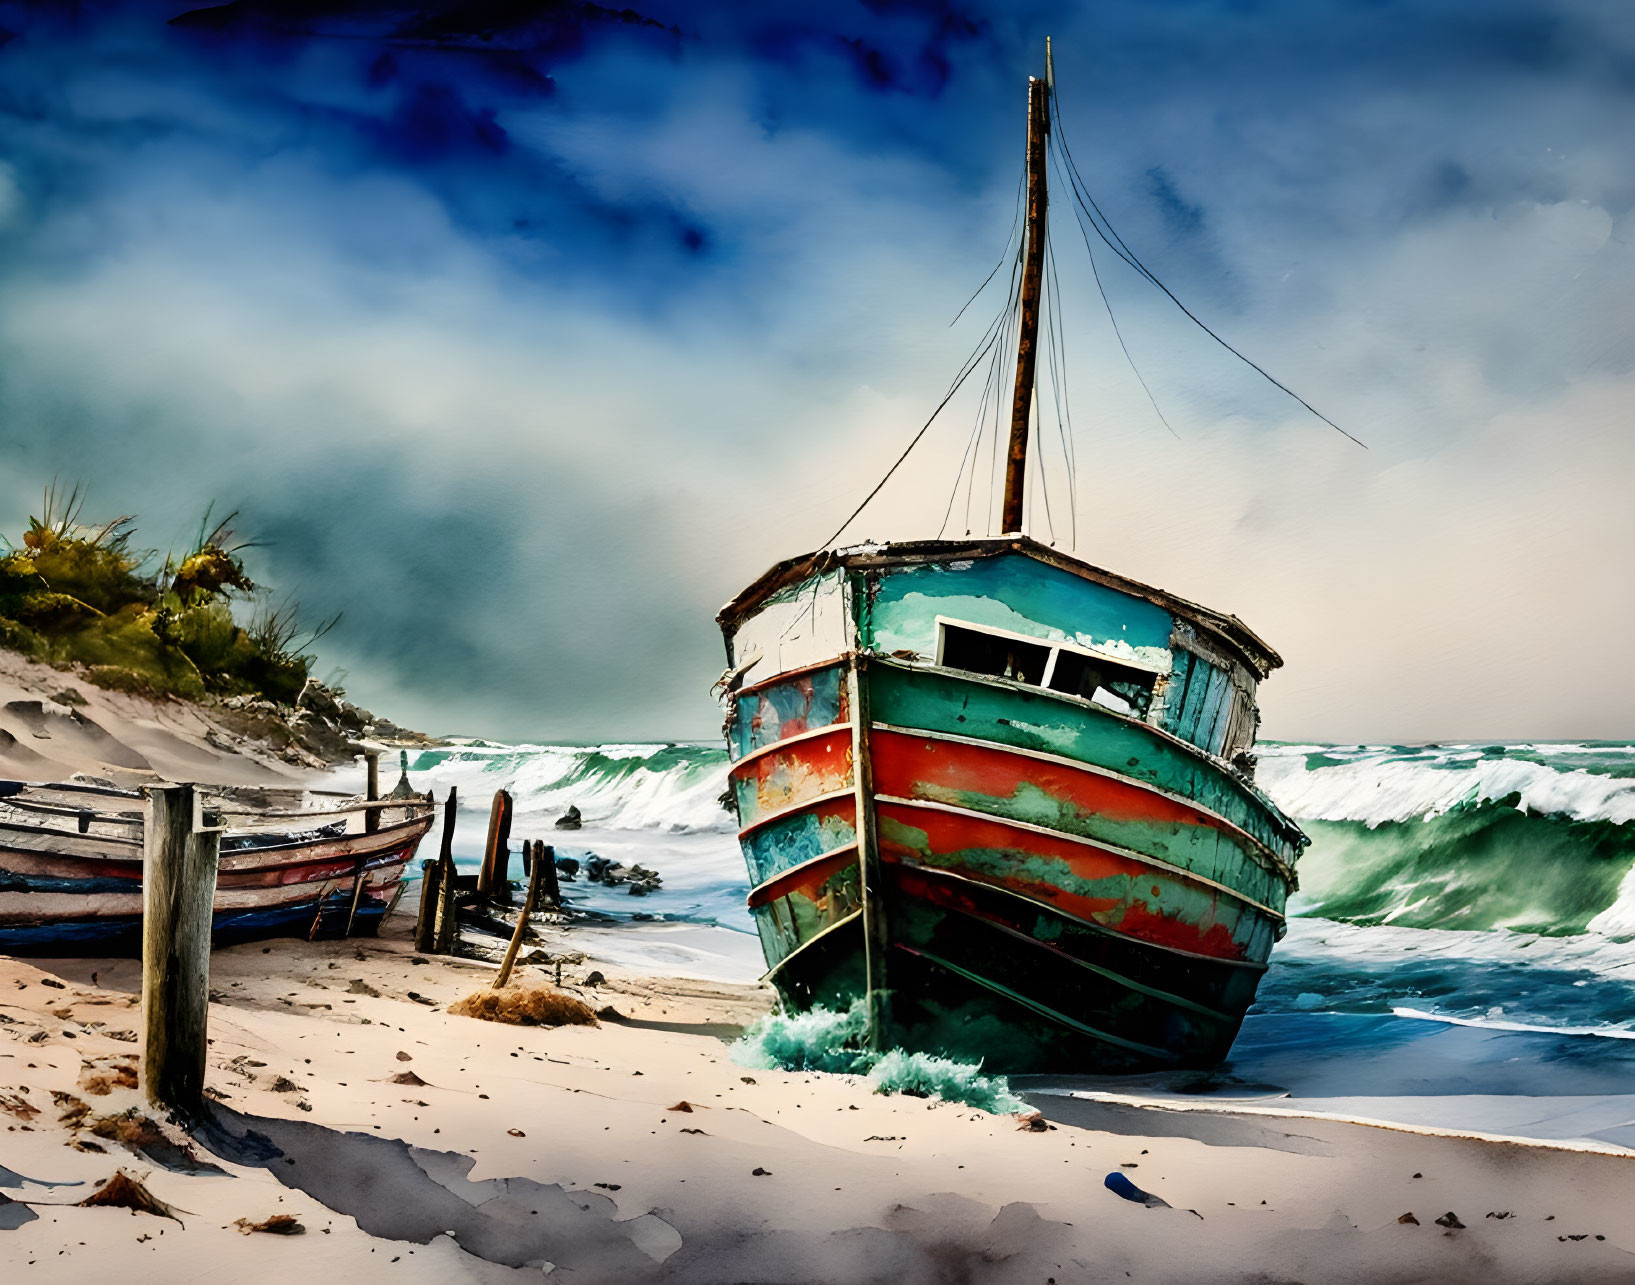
[{"left": 1000, "top": 63, "right": 1050, "bottom": 536}]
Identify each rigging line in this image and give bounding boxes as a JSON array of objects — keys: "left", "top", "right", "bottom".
[
  {"left": 949, "top": 165, "right": 1028, "bottom": 329},
  {"left": 1048, "top": 229, "right": 1080, "bottom": 548},
  {"left": 1049, "top": 101, "right": 1365, "bottom": 449},
  {"left": 979, "top": 230, "right": 1025, "bottom": 537},
  {"left": 1043, "top": 227, "right": 1078, "bottom": 547},
  {"left": 987, "top": 283, "right": 1017, "bottom": 535},
  {"left": 939, "top": 328, "right": 1002, "bottom": 538},
  {"left": 1054, "top": 145, "right": 1182, "bottom": 442},
  {"left": 1037, "top": 236, "right": 1065, "bottom": 543},
  {"left": 975, "top": 233, "right": 1028, "bottom": 536},
  {"left": 943, "top": 317, "right": 1008, "bottom": 539},
  {"left": 822, "top": 312, "right": 1012, "bottom": 550},
  {"left": 1032, "top": 372, "right": 1056, "bottom": 543},
  {"left": 1042, "top": 227, "right": 1074, "bottom": 514}
]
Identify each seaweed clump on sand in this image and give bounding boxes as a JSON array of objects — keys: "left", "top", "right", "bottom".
[
  {"left": 449, "top": 984, "right": 600, "bottom": 1028},
  {"left": 732, "top": 1000, "right": 1026, "bottom": 1115}
]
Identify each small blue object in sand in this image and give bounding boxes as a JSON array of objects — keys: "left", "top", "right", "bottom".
[{"left": 1105, "top": 1172, "right": 1170, "bottom": 1208}]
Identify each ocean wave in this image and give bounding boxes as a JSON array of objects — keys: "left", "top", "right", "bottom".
[
  {"left": 394, "top": 738, "right": 1635, "bottom": 945},
  {"left": 1257, "top": 741, "right": 1635, "bottom": 826},
  {"left": 1287, "top": 803, "right": 1635, "bottom": 937},
  {"left": 405, "top": 741, "right": 731, "bottom": 834}
]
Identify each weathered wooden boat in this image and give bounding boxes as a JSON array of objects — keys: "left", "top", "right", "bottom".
[
  {"left": 0, "top": 769, "right": 434, "bottom": 954},
  {"left": 717, "top": 47, "right": 1312, "bottom": 1073}
]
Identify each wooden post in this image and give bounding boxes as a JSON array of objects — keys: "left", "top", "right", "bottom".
[
  {"left": 432, "top": 786, "right": 460, "bottom": 954},
  {"left": 342, "top": 860, "right": 368, "bottom": 937},
  {"left": 413, "top": 858, "right": 441, "bottom": 953},
  {"left": 363, "top": 751, "right": 381, "bottom": 834},
  {"left": 141, "top": 783, "right": 220, "bottom": 1121},
  {"left": 1000, "top": 73, "right": 1050, "bottom": 536},
  {"left": 493, "top": 847, "right": 545, "bottom": 990},
  {"left": 539, "top": 841, "right": 560, "bottom": 907},
  {"left": 478, "top": 789, "right": 514, "bottom": 902}
]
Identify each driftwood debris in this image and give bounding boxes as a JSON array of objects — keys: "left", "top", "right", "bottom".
[{"left": 76, "top": 1170, "right": 186, "bottom": 1223}]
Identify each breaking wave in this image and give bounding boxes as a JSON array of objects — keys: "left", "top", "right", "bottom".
[
  {"left": 1258, "top": 742, "right": 1635, "bottom": 940},
  {"left": 406, "top": 740, "right": 731, "bottom": 833}
]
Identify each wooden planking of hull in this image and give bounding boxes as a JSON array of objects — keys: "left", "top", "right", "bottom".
[
  {"left": 0, "top": 794, "right": 434, "bottom": 954},
  {"left": 725, "top": 631, "right": 1301, "bottom": 1072}
]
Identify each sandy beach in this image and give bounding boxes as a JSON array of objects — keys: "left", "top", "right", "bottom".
[{"left": 1, "top": 895, "right": 1632, "bottom": 1284}]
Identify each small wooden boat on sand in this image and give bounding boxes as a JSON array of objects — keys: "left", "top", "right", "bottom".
[
  {"left": 717, "top": 45, "right": 1315, "bottom": 1073},
  {"left": 0, "top": 768, "right": 433, "bottom": 954}
]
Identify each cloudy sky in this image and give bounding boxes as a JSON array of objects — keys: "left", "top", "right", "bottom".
[{"left": 0, "top": 0, "right": 1630, "bottom": 743}]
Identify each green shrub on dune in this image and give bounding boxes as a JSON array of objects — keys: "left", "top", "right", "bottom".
[{"left": 0, "top": 484, "right": 330, "bottom": 705}]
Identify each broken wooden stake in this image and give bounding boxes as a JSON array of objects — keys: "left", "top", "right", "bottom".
[
  {"left": 432, "top": 787, "right": 459, "bottom": 954},
  {"left": 363, "top": 751, "right": 381, "bottom": 835},
  {"left": 539, "top": 841, "right": 560, "bottom": 907},
  {"left": 493, "top": 841, "right": 546, "bottom": 990},
  {"left": 141, "top": 783, "right": 219, "bottom": 1121},
  {"left": 413, "top": 857, "right": 440, "bottom": 953},
  {"left": 478, "top": 789, "right": 514, "bottom": 902}
]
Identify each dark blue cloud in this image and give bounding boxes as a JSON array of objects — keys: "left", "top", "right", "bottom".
[{"left": 0, "top": 0, "right": 1631, "bottom": 739}]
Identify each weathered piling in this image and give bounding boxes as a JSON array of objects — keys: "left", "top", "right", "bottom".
[
  {"left": 478, "top": 789, "right": 514, "bottom": 901},
  {"left": 493, "top": 844, "right": 546, "bottom": 989},
  {"left": 363, "top": 751, "right": 381, "bottom": 835},
  {"left": 539, "top": 840, "right": 560, "bottom": 907},
  {"left": 432, "top": 786, "right": 460, "bottom": 954},
  {"left": 141, "top": 783, "right": 220, "bottom": 1120},
  {"left": 413, "top": 857, "right": 441, "bottom": 953}
]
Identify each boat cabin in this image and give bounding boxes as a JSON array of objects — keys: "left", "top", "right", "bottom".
[{"left": 718, "top": 536, "right": 1280, "bottom": 773}]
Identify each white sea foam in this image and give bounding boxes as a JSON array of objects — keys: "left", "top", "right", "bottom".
[
  {"left": 1257, "top": 743, "right": 1635, "bottom": 826},
  {"left": 405, "top": 741, "right": 732, "bottom": 833}
]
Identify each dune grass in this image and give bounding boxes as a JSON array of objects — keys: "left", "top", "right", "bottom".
[{"left": 0, "top": 485, "right": 332, "bottom": 704}]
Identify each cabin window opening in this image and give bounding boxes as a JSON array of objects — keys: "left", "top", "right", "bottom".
[
  {"left": 1044, "top": 649, "right": 1157, "bottom": 718},
  {"left": 939, "top": 622, "right": 1051, "bottom": 686},
  {"left": 935, "top": 618, "right": 1159, "bottom": 718}
]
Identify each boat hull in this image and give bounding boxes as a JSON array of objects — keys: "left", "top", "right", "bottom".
[
  {"left": 732, "top": 656, "right": 1299, "bottom": 1073},
  {"left": 0, "top": 813, "right": 433, "bottom": 955}
]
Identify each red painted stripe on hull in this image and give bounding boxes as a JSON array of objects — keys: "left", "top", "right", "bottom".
[
  {"left": 729, "top": 725, "right": 854, "bottom": 828},
  {"left": 876, "top": 801, "right": 1256, "bottom": 963},
  {"left": 747, "top": 845, "right": 858, "bottom": 909},
  {"left": 872, "top": 726, "right": 1239, "bottom": 841}
]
